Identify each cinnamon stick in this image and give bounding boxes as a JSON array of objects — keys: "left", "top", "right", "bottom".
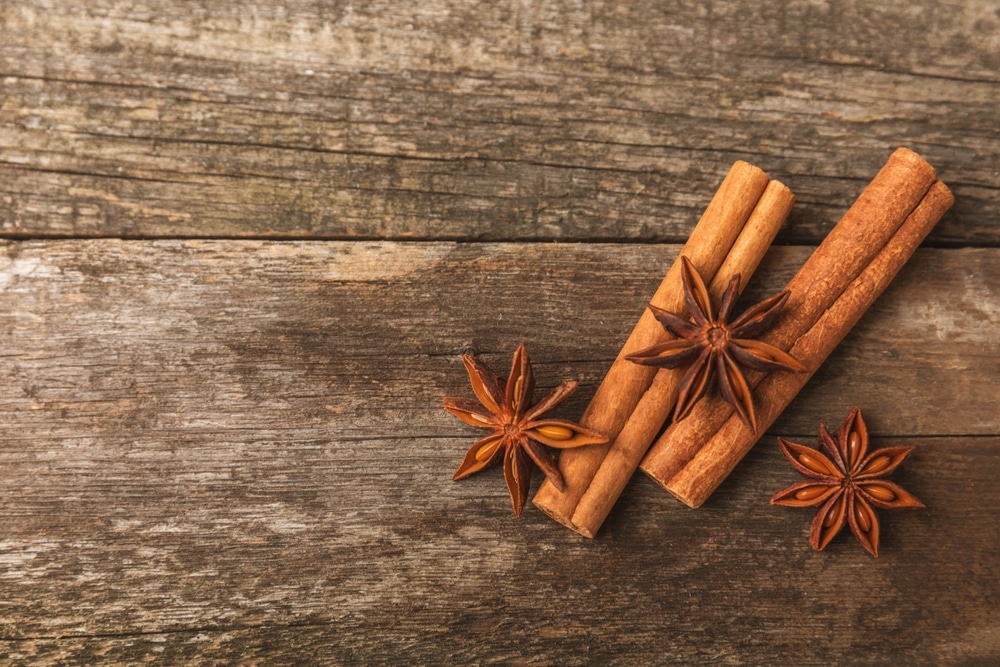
[
  {"left": 665, "top": 179, "right": 954, "bottom": 507},
  {"left": 533, "top": 162, "right": 771, "bottom": 529},
  {"left": 641, "top": 148, "right": 939, "bottom": 487},
  {"left": 568, "top": 180, "right": 794, "bottom": 537}
]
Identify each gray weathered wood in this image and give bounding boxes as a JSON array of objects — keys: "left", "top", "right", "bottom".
[
  {"left": 0, "top": 241, "right": 997, "bottom": 664},
  {"left": 1, "top": 0, "right": 998, "bottom": 243}
]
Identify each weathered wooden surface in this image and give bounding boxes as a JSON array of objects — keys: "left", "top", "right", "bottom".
[
  {"left": 1, "top": 0, "right": 999, "bottom": 664},
  {"left": 0, "top": 241, "right": 998, "bottom": 665},
  {"left": 1, "top": 0, "right": 998, "bottom": 244}
]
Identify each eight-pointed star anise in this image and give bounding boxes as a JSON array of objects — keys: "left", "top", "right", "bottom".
[
  {"left": 443, "top": 343, "right": 608, "bottom": 516},
  {"left": 626, "top": 256, "right": 806, "bottom": 431},
  {"left": 770, "top": 407, "right": 924, "bottom": 557}
]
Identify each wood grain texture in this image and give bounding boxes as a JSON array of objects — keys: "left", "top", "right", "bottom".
[
  {"left": 0, "top": 241, "right": 998, "bottom": 664},
  {"left": 1, "top": 0, "right": 998, "bottom": 243},
  {"left": 1, "top": 0, "right": 998, "bottom": 663}
]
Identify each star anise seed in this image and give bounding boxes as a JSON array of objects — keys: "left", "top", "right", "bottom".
[
  {"left": 770, "top": 407, "right": 924, "bottom": 557},
  {"left": 443, "top": 343, "right": 608, "bottom": 516},
  {"left": 626, "top": 256, "right": 806, "bottom": 431}
]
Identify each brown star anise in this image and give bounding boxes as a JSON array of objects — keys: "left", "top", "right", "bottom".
[
  {"left": 626, "top": 256, "right": 806, "bottom": 431},
  {"left": 771, "top": 407, "right": 924, "bottom": 557},
  {"left": 443, "top": 343, "right": 608, "bottom": 516}
]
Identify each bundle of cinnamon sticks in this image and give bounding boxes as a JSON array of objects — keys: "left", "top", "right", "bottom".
[{"left": 534, "top": 148, "right": 952, "bottom": 536}]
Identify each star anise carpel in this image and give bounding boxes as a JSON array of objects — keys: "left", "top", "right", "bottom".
[
  {"left": 770, "top": 407, "right": 924, "bottom": 557},
  {"left": 443, "top": 343, "right": 608, "bottom": 516},
  {"left": 625, "top": 255, "right": 807, "bottom": 431}
]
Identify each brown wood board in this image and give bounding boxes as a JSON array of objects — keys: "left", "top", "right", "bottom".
[
  {"left": 1, "top": 1, "right": 997, "bottom": 244},
  {"left": 0, "top": 241, "right": 997, "bottom": 663},
  {"left": 1, "top": 1, "right": 999, "bottom": 664}
]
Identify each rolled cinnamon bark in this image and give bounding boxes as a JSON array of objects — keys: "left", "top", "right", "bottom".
[
  {"left": 568, "top": 180, "right": 794, "bottom": 537},
  {"left": 664, "top": 179, "right": 954, "bottom": 507},
  {"left": 641, "top": 147, "right": 939, "bottom": 487},
  {"left": 533, "top": 162, "right": 772, "bottom": 529}
]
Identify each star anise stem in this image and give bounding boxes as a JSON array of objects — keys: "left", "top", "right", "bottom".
[
  {"left": 771, "top": 407, "right": 924, "bottom": 557},
  {"left": 443, "top": 343, "right": 608, "bottom": 516},
  {"left": 626, "top": 256, "right": 806, "bottom": 431}
]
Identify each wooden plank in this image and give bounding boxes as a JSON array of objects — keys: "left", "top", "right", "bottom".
[
  {"left": 0, "top": 240, "right": 997, "bottom": 664},
  {"left": 1, "top": 435, "right": 996, "bottom": 663},
  {"left": 0, "top": 240, "right": 996, "bottom": 438},
  {"left": 2, "top": 1, "right": 997, "bottom": 242}
]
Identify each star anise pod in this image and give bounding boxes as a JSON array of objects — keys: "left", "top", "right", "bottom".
[
  {"left": 443, "top": 343, "right": 608, "bottom": 516},
  {"left": 625, "top": 256, "right": 806, "bottom": 431},
  {"left": 770, "top": 407, "right": 924, "bottom": 557}
]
